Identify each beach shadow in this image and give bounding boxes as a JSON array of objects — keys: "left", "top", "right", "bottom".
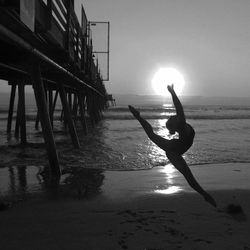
[
  {"left": 219, "top": 203, "right": 248, "bottom": 222},
  {"left": 225, "top": 204, "right": 248, "bottom": 222},
  {"left": 1, "top": 165, "right": 105, "bottom": 202},
  {"left": 37, "top": 166, "right": 105, "bottom": 199},
  {"left": 61, "top": 167, "right": 105, "bottom": 199}
]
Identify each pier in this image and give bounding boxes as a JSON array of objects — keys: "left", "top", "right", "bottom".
[{"left": 0, "top": 0, "right": 110, "bottom": 175}]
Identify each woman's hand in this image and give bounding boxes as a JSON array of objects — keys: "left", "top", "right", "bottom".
[{"left": 167, "top": 84, "right": 175, "bottom": 94}]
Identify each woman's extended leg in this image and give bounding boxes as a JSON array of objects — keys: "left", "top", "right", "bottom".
[
  {"left": 128, "top": 105, "right": 153, "bottom": 135},
  {"left": 129, "top": 105, "right": 176, "bottom": 151},
  {"left": 166, "top": 152, "right": 217, "bottom": 207}
]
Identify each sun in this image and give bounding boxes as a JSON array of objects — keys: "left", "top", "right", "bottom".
[{"left": 152, "top": 68, "right": 185, "bottom": 96}]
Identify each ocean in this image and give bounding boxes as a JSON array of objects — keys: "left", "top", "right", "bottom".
[{"left": 0, "top": 97, "right": 250, "bottom": 197}]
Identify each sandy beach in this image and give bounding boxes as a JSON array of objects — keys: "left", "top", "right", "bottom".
[
  {"left": 1, "top": 0, "right": 250, "bottom": 249},
  {"left": 0, "top": 163, "right": 250, "bottom": 250}
]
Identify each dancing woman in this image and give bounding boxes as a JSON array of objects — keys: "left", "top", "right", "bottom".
[{"left": 129, "top": 85, "right": 216, "bottom": 207}]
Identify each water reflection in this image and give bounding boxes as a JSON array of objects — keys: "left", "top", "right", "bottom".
[
  {"left": 162, "top": 103, "right": 173, "bottom": 108},
  {"left": 154, "top": 165, "right": 183, "bottom": 195},
  {"left": 0, "top": 166, "right": 105, "bottom": 200},
  {"left": 62, "top": 168, "right": 104, "bottom": 199},
  {"left": 160, "top": 103, "right": 175, "bottom": 117},
  {"left": 160, "top": 111, "right": 175, "bottom": 117},
  {"left": 155, "top": 186, "right": 181, "bottom": 195}
]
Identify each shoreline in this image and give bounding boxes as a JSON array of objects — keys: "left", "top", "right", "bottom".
[
  {"left": 1, "top": 162, "right": 250, "bottom": 198},
  {"left": 0, "top": 163, "right": 250, "bottom": 249}
]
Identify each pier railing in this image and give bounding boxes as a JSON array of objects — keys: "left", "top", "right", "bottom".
[{"left": 0, "top": 0, "right": 104, "bottom": 85}]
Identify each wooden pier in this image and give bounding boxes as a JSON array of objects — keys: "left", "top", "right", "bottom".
[{"left": 0, "top": 0, "right": 109, "bottom": 175}]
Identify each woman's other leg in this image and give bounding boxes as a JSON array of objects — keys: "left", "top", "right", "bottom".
[{"left": 166, "top": 152, "right": 217, "bottom": 207}]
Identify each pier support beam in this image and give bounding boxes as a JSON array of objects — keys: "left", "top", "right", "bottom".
[
  {"left": 18, "top": 82, "right": 26, "bottom": 144},
  {"left": 59, "top": 84, "right": 80, "bottom": 149},
  {"left": 31, "top": 63, "right": 60, "bottom": 176},
  {"left": 78, "top": 93, "right": 88, "bottom": 135},
  {"left": 72, "top": 93, "right": 78, "bottom": 124},
  {"left": 35, "top": 112, "right": 39, "bottom": 130},
  {"left": 14, "top": 93, "right": 20, "bottom": 139},
  {"left": 52, "top": 90, "right": 59, "bottom": 117},
  {"left": 7, "top": 83, "right": 16, "bottom": 133},
  {"left": 48, "top": 88, "right": 53, "bottom": 127},
  {"left": 86, "top": 92, "right": 95, "bottom": 128}
]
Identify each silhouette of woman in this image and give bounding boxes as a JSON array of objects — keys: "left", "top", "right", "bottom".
[{"left": 129, "top": 84, "right": 217, "bottom": 207}]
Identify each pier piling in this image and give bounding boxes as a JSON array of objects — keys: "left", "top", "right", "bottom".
[
  {"left": 31, "top": 63, "right": 60, "bottom": 176},
  {"left": 18, "top": 81, "right": 26, "bottom": 144},
  {"left": 78, "top": 93, "right": 88, "bottom": 135},
  {"left": 7, "top": 83, "right": 16, "bottom": 133},
  {"left": 59, "top": 84, "right": 80, "bottom": 149}
]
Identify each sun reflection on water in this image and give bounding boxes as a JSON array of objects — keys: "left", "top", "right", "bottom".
[
  {"left": 154, "top": 164, "right": 183, "bottom": 194},
  {"left": 160, "top": 103, "right": 175, "bottom": 117},
  {"left": 162, "top": 103, "right": 173, "bottom": 108},
  {"left": 154, "top": 186, "right": 182, "bottom": 195}
]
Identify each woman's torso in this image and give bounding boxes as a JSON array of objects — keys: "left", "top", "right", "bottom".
[{"left": 176, "top": 123, "right": 195, "bottom": 154}]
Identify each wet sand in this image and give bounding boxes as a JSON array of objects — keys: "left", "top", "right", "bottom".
[{"left": 0, "top": 163, "right": 250, "bottom": 250}]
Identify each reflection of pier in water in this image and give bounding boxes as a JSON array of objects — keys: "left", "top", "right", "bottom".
[
  {"left": 0, "top": 166, "right": 105, "bottom": 200},
  {"left": 0, "top": 0, "right": 110, "bottom": 175}
]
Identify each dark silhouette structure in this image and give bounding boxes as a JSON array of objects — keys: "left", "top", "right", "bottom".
[{"left": 0, "top": 0, "right": 109, "bottom": 175}]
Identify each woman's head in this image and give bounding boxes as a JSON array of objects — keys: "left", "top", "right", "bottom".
[{"left": 166, "top": 115, "right": 181, "bottom": 134}]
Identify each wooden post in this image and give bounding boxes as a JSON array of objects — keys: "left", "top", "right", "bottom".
[
  {"left": 18, "top": 82, "right": 27, "bottom": 144},
  {"left": 48, "top": 88, "right": 53, "bottom": 127},
  {"left": 14, "top": 93, "right": 20, "bottom": 139},
  {"left": 68, "top": 92, "right": 72, "bottom": 112},
  {"left": 52, "top": 89, "right": 59, "bottom": 117},
  {"left": 72, "top": 93, "right": 78, "bottom": 124},
  {"left": 59, "top": 84, "right": 80, "bottom": 148},
  {"left": 46, "top": 0, "right": 52, "bottom": 30},
  {"left": 93, "top": 94, "right": 101, "bottom": 123},
  {"left": 91, "top": 93, "right": 100, "bottom": 124},
  {"left": 31, "top": 63, "right": 61, "bottom": 176},
  {"left": 60, "top": 108, "right": 68, "bottom": 129},
  {"left": 86, "top": 92, "right": 95, "bottom": 128},
  {"left": 7, "top": 83, "right": 16, "bottom": 133},
  {"left": 78, "top": 93, "right": 88, "bottom": 135},
  {"left": 64, "top": 91, "right": 72, "bottom": 127},
  {"left": 35, "top": 112, "right": 39, "bottom": 129},
  {"left": 60, "top": 109, "right": 64, "bottom": 122}
]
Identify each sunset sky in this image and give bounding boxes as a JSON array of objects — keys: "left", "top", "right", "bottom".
[
  {"left": 0, "top": 0, "right": 249, "bottom": 97},
  {"left": 79, "top": 0, "right": 250, "bottom": 97}
]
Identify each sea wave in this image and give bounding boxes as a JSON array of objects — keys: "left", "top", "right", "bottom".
[
  {"left": 103, "top": 113, "right": 250, "bottom": 120},
  {"left": 105, "top": 105, "right": 250, "bottom": 120},
  {"left": 108, "top": 104, "right": 250, "bottom": 112},
  {"left": 0, "top": 104, "right": 250, "bottom": 121},
  {"left": 0, "top": 104, "right": 250, "bottom": 172}
]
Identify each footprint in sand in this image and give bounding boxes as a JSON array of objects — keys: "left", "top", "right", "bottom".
[{"left": 193, "top": 238, "right": 212, "bottom": 244}]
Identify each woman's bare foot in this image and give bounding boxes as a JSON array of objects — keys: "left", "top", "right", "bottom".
[{"left": 128, "top": 105, "right": 140, "bottom": 119}]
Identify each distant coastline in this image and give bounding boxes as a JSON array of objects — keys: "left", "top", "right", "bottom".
[
  {"left": 111, "top": 94, "right": 250, "bottom": 106},
  {"left": 0, "top": 92, "right": 249, "bottom": 108}
]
